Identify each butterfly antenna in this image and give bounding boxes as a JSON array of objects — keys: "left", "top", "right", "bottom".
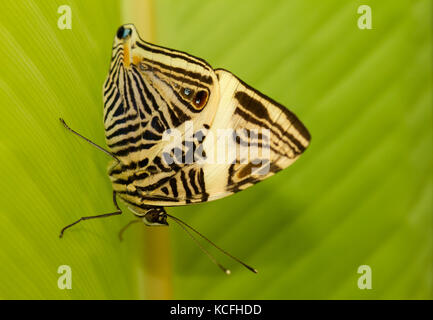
[
  {"left": 168, "top": 215, "right": 231, "bottom": 274},
  {"left": 165, "top": 213, "right": 258, "bottom": 274}
]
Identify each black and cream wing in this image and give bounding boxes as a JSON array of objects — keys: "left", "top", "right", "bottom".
[
  {"left": 202, "top": 69, "right": 310, "bottom": 198},
  {"left": 102, "top": 24, "right": 310, "bottom": 208},
  {"left": 139, "top": 69, "right": 310, "bottom": 206}
]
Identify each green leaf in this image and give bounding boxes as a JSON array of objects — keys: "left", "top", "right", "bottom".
[
  {"left": 0, "top": 0, "right": 142, "bottom": 299},
  {"left": 154, "top": 0, "right": 433, "bottom": 299},
  {"left": 0, "top": 0, "right": 431, "bottom": 299}
]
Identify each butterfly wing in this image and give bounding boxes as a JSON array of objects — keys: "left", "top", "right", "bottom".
[
  {"left": 104, "top": 25, "right": 310, "bottom": 209},
  {"left": 104, "top": 25, "right": 222, "bottom": 210},
  {"left": 136, "top": 69, "right": 310, "bottom": 206},
  {"left": 203, "top": 69, "right": 310, "bottom": 197}
]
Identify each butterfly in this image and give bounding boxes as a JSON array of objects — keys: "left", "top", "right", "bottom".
[{"left": 59, "top": 24, "right": 310, "bottom": 274}]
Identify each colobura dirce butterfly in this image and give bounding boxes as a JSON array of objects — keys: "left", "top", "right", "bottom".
[{"left": 59, "top": 24, "right": 310, "bottom": 274}]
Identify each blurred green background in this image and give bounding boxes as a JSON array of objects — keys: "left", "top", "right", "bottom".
[{"left": 0, "top": 0, "right": 431, "bottom": 299}]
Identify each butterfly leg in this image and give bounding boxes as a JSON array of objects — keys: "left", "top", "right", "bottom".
[
  {"left": 59, "top": 118, "right": 119, "bottom": 162},
  {"left": 118, "top": 219, "right": 141, "bottom": 241},
  {"left": 59, "top": 191, "right": 122, "bottom": 238}
]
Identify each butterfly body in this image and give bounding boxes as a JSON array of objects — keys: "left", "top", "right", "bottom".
[{"left": 103, "top": 24, "right": 310, "bottom": 225}]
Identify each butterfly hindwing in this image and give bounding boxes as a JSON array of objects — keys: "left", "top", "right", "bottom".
[
  {"left": 132, "top": 69, "right": 310, "bottom": 206},
  {"left": 202, "top": 69, "right": 310, "bottom": 199}
]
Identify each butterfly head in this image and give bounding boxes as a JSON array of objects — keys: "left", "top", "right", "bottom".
[
  {"left": 111, "top": 24, "right": 137, "bottom": 69},
  {"left": 116, "top": 25, "right": 133, "bottom": 40},
  {"left": 142, "top": 207, "right": 168, "bottom": 226}
]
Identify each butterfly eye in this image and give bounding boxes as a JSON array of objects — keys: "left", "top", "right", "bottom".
[
  {"left": 193, "top": 90, "right": 209, "bottom": 109},
  {"left": 117, "top": 26, "right": 132, "bottom": 40}
]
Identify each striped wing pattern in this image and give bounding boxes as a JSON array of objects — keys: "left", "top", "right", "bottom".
[
  {"left": 103, "top": 24, "right": 310, "bottom": 215},
  {"left": 200, "top": 69, "right": 310, "bottom": 201}
]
